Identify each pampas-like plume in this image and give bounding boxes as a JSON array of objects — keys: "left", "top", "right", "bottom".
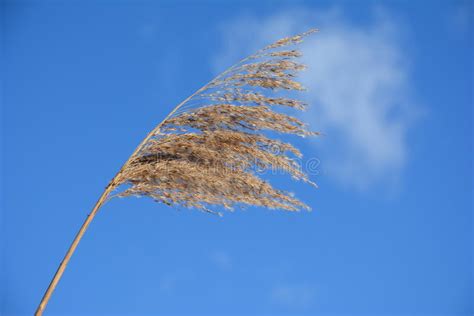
[{"left": 35, "top": 29, "right": 319, "bottom": 315}]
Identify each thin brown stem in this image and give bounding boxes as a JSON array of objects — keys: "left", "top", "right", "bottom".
[
  {"left": 34, "top": 182, "right": 115, "bottom": 316},
  {"left": 34, "top": 126, "right": 160, "bottom": 315}
]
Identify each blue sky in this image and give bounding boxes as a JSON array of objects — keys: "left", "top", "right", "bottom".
[{"left": 1, "top": 1, "right": 472, "bottom": 315}]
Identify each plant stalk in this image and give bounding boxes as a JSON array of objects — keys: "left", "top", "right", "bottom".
[
  {"left": 34, "top": 128, "right": 158, "bottom": 315},
  {"left": 34, "top": 181, "right": 116, "bottom": 316},
  {"left": 34, "top": 105, "right": 188, "bottom": 314}
]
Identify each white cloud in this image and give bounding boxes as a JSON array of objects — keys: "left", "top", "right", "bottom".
[
  {"left": 209, "top": 250, "right": 232, "bottom": 271},
  {"left": 448, "top": 2, "right": 472, "bottom": 36},
  {"left": 270, "top": 283, "right": 316, "bottom": 309},
  {"left": 212, "top": 8, "right": 418, "bottom": 190}
]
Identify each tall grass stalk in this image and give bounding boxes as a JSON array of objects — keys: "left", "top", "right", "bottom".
[{"left": 35, "top": 29, "right": 319, "bottom": 315}]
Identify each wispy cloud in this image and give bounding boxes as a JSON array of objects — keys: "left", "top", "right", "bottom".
[
  {"left": 270, "top": 283, "right": 316, "bottom": 309},
  {"left": 447, "top": 2, "right": 472, "bottom": 36},
  {"left": 212, "top": 8, "right": 418, "bottom": 190},
  {"left": 209, "top": 250, "right": 232, "bottom": 271}
]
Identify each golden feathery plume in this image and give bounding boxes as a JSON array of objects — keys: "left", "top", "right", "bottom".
[{"left": 35, "top": 28, "right": 319, "bottom": 315}]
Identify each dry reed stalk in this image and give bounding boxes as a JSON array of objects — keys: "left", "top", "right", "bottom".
[{"left": 35, "top": 28, "right": 319, "bottom": 315}]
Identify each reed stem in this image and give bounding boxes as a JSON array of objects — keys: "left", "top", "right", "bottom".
[
  {"left": 34, "top": 123, "right": 163, "bottom": 315},
  {"left": 34, "top": 182, "right": 115, "bottom": 316}
]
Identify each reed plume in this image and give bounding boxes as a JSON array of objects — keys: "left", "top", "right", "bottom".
[{"left": 35, "top": 29, "right": 319, "bottom": 315}]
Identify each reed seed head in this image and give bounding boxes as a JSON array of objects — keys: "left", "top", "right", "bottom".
[{"left": 115, "top": 29, "right": 320, "bottom": 214}]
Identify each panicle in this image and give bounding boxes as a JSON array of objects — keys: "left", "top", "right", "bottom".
[{"left": 115, "top": 29, "right": 320, "bottom": 213}]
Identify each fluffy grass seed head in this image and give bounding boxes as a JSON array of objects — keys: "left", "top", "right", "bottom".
[{"left": 114, "top": 29, "right": 320, "bottom": 214}]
